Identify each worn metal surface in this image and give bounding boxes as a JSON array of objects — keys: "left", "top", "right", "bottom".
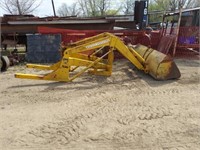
[
  {"left": 1, "top": 22, "right": 115, "bottom": 34},
  {"left": 26, "top": 34, "right": 61, "bottom": 63},
  {"left": 157, "top": 35, "right": 175, "bottom": 54},
  {"left": 177, "top": 26, "right": 199, "bottom": 50},
  {"left": 162, "top": 7, "right": 199, "bottom": 55},
  {"left": 37, "top": 26, "right": 145, "bottom": 45},
  {"left": 1, "top": 15, "right": 137, "bottom": 46},
  {"left": 1, "top": 15, "right": 134, "bottom": 35},
  {"left": 1, "top": 15, "right": 116, "bottom": 38},
  {"left": 134, "top": 44, "right": 181, "bottom": 80}
]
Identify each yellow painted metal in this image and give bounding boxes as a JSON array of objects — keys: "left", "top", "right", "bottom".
[
  {"left": 15, "top": 73, "right": 44, "bottom": 80},
  {"left": 26, "top": 61, "right": 61, "bottom": 70},
  {"left": 15, "top": 32, "right": 181, "bottom": 82},
  {"left": 15, "top": 59, "right": 70, "bottom": 81},
  {"left": 134, "top": 44, "right": 181, "bottom": 80}
]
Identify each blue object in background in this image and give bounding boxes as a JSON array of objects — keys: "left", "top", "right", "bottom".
[
  {"left": 179, "top": 36, "right": 196, "bottom": 44},
  {"left": 26, "top": 34, "right": 61, "bottom": 63}
]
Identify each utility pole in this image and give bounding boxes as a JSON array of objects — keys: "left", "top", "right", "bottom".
[{"left": 51, "top": 0, "right": 56, "bottom": 16}]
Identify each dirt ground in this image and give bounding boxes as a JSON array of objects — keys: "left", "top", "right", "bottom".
[{"left": 0, "top": 58, "right": 200, "bottom": 150}]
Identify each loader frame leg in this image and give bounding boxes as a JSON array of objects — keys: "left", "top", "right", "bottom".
[{"left": 15, "top": 47, "right": 114, "bottom": 82}]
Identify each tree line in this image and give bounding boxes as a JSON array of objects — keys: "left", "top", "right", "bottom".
[
  {"left": 57, "top": 0, "right": 200, "bottom": 17},
  {"left": 0, "top": 0, "right": 200, "bottom": 16}
]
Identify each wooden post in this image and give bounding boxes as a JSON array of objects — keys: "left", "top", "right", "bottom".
[{"left": 172, "top": 1, "right": 183, "bottom": 57}]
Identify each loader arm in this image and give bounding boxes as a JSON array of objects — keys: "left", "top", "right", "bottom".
[
  {"left": 15, "top": 32, "right": 180, "bottom": 82},
  {"left": 64, "top": 32, "right": 146, "bottom": 71}
]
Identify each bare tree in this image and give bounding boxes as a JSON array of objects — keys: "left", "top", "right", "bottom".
[
  {"left": 78, "top": 0, "right": 98, "bottom": 16},
  {"left": 151, "top": 0, "right": 198, "bottom": 11},
  {"left": 78, "top": 0, "right": 89, "bottom": 16},
  {"left": 57, "top": 3, "right": 80, "bottom": 17},
  {"left": 152, "top": 0, "right": 170, "bottom": 11},
  {"left": 78, "top": 0, "right": 119, "bottom": 17},
  {"left": 122, "top": 0, "right": 135, "bottom": 15},
  {"left": 97, "top": 0, "right": 113, "bottom": 16},
  {"left": 97, "top": 0, "right": 120, "bottom": 16},
  {"left": 168, "top": 0, "right": 194, "bottom": 10},
  {"left": 185, "top": 0, "right": 200, "bottom": 8},
  {"left": 168, "top": 0, "right": 178, "bottom": 11},
  {"left": 0, "top": 0, "right": 42, "bottom": 15}
]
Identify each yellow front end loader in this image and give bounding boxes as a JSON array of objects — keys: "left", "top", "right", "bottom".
[{"left": 15, "top": 32, "right": 181, "bottom": 82}]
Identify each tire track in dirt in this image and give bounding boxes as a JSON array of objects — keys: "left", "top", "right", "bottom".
[
  {"left": 73, "top": 87, "right": 177, "bottom": 147},
  {"left": 78, "top": 86, "right": 200, "bottom": 149},
  {"left": 14, "top": 90, "right": 121, "bottom": 147},
  {"left": 12, "top": 69, "right": 200, "bottom": 149},
  {"left": 110, "top": 120, "right": 200, "bottom": 150},
  {"left": 14, "top": 86, "right": 130, "bottom": 146}
]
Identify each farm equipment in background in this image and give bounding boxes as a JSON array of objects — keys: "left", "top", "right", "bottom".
[
  {"left": 1, "top": 45, "right": 24, "bottom": 72},
  {"left": 159, "top": 7, "right": 199, "bottom": 55},
  {"left": 15, "top": 32, "right": 181, "bottom": 82},
  {"left": 0, "top": 55, "right": 10, "bottom": 72}
]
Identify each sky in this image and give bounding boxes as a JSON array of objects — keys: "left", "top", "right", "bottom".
[{"left": 0, "top": 0, "right": 74, "bottom": 17}]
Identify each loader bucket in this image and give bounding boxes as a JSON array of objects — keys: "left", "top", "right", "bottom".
[{"left": 134, "top": 44, "right": 181, "bottom": 80}]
